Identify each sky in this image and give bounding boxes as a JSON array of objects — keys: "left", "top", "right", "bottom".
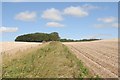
[
  {"left": 1, "top": 2, "right": 119, "bottom": 41},
  {"left": 1, "top": 0, "right": 119, "bottom": 2}
]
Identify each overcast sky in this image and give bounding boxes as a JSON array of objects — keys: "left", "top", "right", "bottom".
[{"left": 1, "top": 2, "right": 118, "bottom": 41}]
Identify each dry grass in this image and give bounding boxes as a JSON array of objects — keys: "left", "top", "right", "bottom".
[{"left": 2, "top": 42, "right": 91, "bottom": 78}]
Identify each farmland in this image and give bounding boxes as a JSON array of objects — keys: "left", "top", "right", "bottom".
[
  {"left": 1, "top": 39, "right": 118, "bottom": 78},
  {"left": 2, "top": 1, "right": 118, "bottom": 79},
  {"left": 2, "top": 42, "right": 90, "bottom": 78},
  {"left": 63, "top": 39, "right": 118, "bottom": 78},
  {"left": 0, "top": 42, "right": 41, "bottom": 55}
]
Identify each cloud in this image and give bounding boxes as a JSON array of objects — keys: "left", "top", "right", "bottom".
[
  {"left": 46, "top": 22, "right": 64, "bottom": 27},
  {"left": 94, "top": 23, "right": 118, "bottom": 28},
  {"left": 95, "top": 16, "right": 118, "bottom": 28},
  {"left": 43, "top": 5, "right": 99, "bottom": 27},
  {"left": 42, "top": 8, "right": 63, "bottom": 21},
  {"left": 0, "top": 27, "right": 18, "bottom": 33},
  {"left": 15, "top": 11, "right": 37, "bottom": 22},
  {"left": 97, "top": 16, "right": 117, "bottom": 23},
  {"left": 81, "top": 4, "right": 99, "bottom": 11},
  {"left": 41, "top": 4, "right": 99, "bottom": 24},
  {"left": 87, "top": 34, "right": 112, "bottom": 39},
  {"left": 63, "top": 6, "right": 88, "bottom": 17}
]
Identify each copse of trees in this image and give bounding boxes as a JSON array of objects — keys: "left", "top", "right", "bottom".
[
  {"left": 15, "top": 32, "right": 101, "bottom": 42},
  {"left": 15, "top": 32, "right": 60, "bottom": 42}
]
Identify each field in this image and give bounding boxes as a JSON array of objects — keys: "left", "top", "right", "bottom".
[
  {"left": 1, "top": 39, "right": 118, "bottom": 78},
  {"left": 0, "top": 42, "right": 41, "bottom": 78},
  {"left": 0, "top": 42, "right": 41, "bottom": 55},
  {"left": 2, "top": 42, "right": 90, "bottom": 78},
  {"left": 63, "top": 39, "right": 118, "bottom": 78}
]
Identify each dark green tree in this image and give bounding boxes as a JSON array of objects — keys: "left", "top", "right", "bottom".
[{"left": 15, "top": 32, "right": 60, "bottom": 42}]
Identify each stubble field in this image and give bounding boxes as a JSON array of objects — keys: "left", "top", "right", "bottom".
[
  {"left": 63, "top": 39, "right": 118, "bottom": 78},
  {"left": 0, "top": 42, "right": 41, "bottom": 55}
]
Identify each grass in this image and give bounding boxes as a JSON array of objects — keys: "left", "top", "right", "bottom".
[{"left": 2, "top": 41, "right": 91, "bottom": 78}]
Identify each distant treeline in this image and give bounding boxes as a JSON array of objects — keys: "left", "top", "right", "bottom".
[
  {"left": 15, "top": 32, "right": 101, "bottom": 42},
  {"left": 60, "top": 38, "right": 101, "bottom": 42},
  {"left": 15, "top": 32, "right": 60, "bottom": 42}
]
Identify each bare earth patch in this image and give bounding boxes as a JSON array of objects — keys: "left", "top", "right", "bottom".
[{"left": 63, "top": 39, "right": 118, "bottom": 78}]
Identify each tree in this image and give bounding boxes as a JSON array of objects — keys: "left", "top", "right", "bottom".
[
  {"left": 50, "top": 32, "right": 60, "bottom": 41},
  {"left": 15, "top": 32, "right": 60, "bottom": 42}
]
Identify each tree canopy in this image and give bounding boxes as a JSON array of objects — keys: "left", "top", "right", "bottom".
[
  {"left": 15, "top": 32, "right": 101, "bottom": 42},
  {"left": 15, "top": 32, "right": 60, "bottom": 42}
]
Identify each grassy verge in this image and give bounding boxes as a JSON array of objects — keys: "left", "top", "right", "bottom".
[{"left": 3, "top": 41, "right": 91, "bottom": 78}]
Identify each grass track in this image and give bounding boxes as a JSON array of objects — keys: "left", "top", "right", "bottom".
[{"left": 3, "top": 42, "right": 91, "bottom": 78}]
